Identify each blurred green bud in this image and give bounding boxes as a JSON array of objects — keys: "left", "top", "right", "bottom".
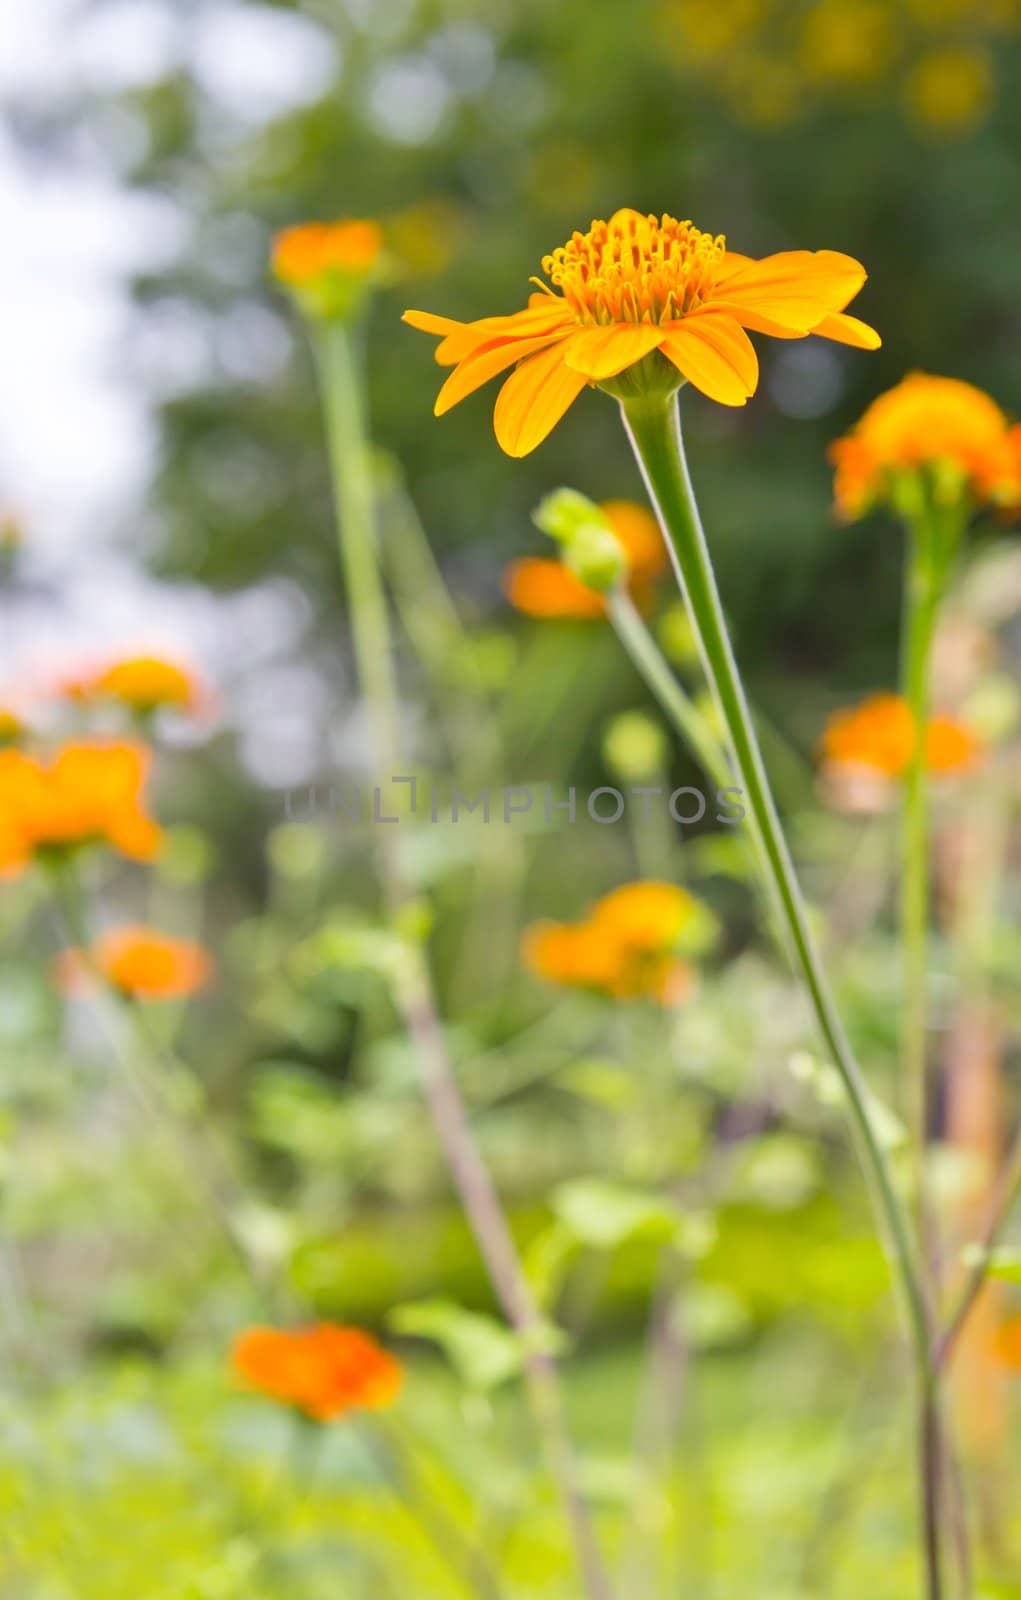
[
  {"left": 267, "top": 821, "right": 329, "bottom": 880},
  {"left": 963, "top": 671, "right": 1020, "bottom": 743},
  {"left": 602, "top": 711, "right": 669, "bottom": 782},
  {"left": 157, "top": 825, "right": 216, "bottom": 885},
  {"left": 533, "top": 488, "right": 627, "bottom": 594},
  {"left": 533, "top": 487, "right": 608, "bottom": 545},
  {"left": 657, "top": 602, "right": 699, "bottom": 665},
  {"left": 562, "top": 525, "right": 628, "bottom": 593}
]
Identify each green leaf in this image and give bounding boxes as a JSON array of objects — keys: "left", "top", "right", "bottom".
[
  {"left": 388, "top": 1298, "right": 564, "bottom": 1390},
  {"left": 552, "top": 1179, "right": 678, "bottom": 1250}
]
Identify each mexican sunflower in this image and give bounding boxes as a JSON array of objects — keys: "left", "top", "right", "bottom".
[
  {"left": 58, "top": 925, "right": 213, "bottom": 1000},
  {"left": 90, "top": 656, "right": 203, "bottom": 717},
  {"left": 505, "top": 499, "right": 668, "bottom": 618},
  {"left": 231, "top": 1324, "right": 402, "bottom": 1422},
  {"left": 272, "top": 219, "right": 385, "bottom": 321},
  {"left": 403, "top": 208, "right": 880, "bottom": 456},
  {"left": 522, "top": 879, "right": 712, "bottom": 1004},
  {"left": 0, "top": 740, "right": 162, "bottom": 876},
  {"left": 830, "top": 373, "right": 1021, "bottom": 519},
  {"left": 819, "top": 693, "right": 981, "bottom": 780}
]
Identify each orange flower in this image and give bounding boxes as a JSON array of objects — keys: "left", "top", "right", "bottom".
[
  {"left": 90, "top": 656, "right": 202, "bottom": 716},
  {"left": 505, "top": 499, "right": 667, "bottom": 619},
  {"left": 59, "top": 925, "right": 213, "bottom": 1000},
  {"left": 830, "top": 373, "right": 1021, "bottom": 519},
  {"left": 273, "top": 220, "right": 384, "bottom": 320},
  {"left": 232, "top": 1324, "right": 402, "bottom": 1422},
  {"left": 404, "top": 207, "right": 879, "bottom": 456},
  {"left": 523, "top": 879, "right": 704, "bottom": 1004},
  {"left": 819, "top": 693, "right": 981, "bottom": 779},
  {"left": 0, "top": 740, "right": 162, "bottom": 876}
]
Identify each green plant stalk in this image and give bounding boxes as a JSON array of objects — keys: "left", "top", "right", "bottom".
[
  {"left": 619, "top": 394, "right": 944, "bottom": 1591},
  {"left": 314, "top": 318, "right": 615, "bottom": 1600},
  {"left": 900, "top": 523, "right": 941, "bottom": 1236}
]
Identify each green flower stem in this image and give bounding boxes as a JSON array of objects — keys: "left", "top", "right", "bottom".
[
  {"left": 619, "top": 392, "right": 930, "bottom": 1367},
  {"left": 900, "top": 523, "right": 942, "bottom": 1236},
  {"left": 607, "top": 588, "right": 732, "bottom": 794},
  {"left": 314, "top": 319, "right": 615, "bottom": 1600}
]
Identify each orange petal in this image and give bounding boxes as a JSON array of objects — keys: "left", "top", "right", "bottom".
[
  {"left": 679, "top": 310, "right": 759, "bottom": 393},
  {"left": 435, "top": 330, "right": 570, "bottom": 416},
  {"left": 436, "top": 305, "right": 575, "bottom": 366},
  {"left": 811, "top": 311, "right": 882, "bottom": 350},
  {"left": 659, "top": 317, "right": 755, "bottom": 407},
  {"left": 493, "top": 342, "right": 590, "bottom": 457},
  {"left": 715, "top": 249, "right": 754, "bottom": 281},
  {"left": 562, "top": 323, "right": 665, "bottom": 380},
  {"left": 710, "top": 249, "right": 868, "bottom": 334}
]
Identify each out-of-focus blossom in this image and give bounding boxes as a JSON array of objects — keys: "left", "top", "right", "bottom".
[
  {"left": 830, "top": 374, "right": 1021, "bottom": 520},
  {"left": 231, "top": 1324, "right": 402, "bottom": 1421},
  {"left": 58, "top": 925, "right": 213, "bottom": 1000},
  {"left": 903, "top": 47, "right": 993, "bottom": 136},
  {"left": 523, "top": 879, "right": 711, "bottom": 1004},
  {"left": 819, "top": 693, "right": 982, "bottom": 787},
  {"left": 90, "top": 656, "right": 204, "bottom": 717},
  {"left": 0, "top": 741, "right": 162, "bottom": 877},
  {"left": 272, "top": 219, "right": 385, "bottom": 321}
]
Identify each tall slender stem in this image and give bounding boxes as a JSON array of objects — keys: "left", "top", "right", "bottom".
[
  {"left": 619, "top": 391, "right": 941, "bottom": 1594},
  {"left": 900, "top": 526, "right": 940, "bottom": 1231},
  {"left": 314, "top": 318, "right": 614, "bottom": 1600}
]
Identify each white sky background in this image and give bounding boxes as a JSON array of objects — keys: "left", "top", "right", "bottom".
[{"left": 0, "top": 0, "right": 350, "bottom": 780}]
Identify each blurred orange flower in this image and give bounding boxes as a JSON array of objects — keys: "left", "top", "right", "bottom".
[
  {"left": 819, "top": 693, "right": 982, "bottom": 779},
  {"left": 232, "top": 1324, "right": 402, "bottom": 1421},
  {"left": 523, "top": 879, "right": 702, "bottom": 1004},
  {"left": 90, "top": 656, "right": 202, "bottom": 716},
  {"left": 830, "top": 373, "right": 1021, "bottom": 519},
  {"left": 59, "top": 925, "right": 213, "bottom": 1000},
  {"left": 505, "top": 499, "right": 667, "bottom": 619},
  {"left": 0, "top": 740, "right": 162, "bottom": 876},
  {"left": 405, "top": 207, "right": 879, "bottom": 456},
  {"left": 273, "top": 220, "right": 384, "bottom": 320}
]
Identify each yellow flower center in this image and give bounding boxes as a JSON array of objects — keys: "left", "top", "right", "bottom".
[{"left": 538, "top": 210, "right": 726, "bottom": 326}]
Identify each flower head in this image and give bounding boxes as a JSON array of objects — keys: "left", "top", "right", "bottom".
[
  {"left": 404, "top": 207, "right": 879, "bottom": 455},
  {"left": 506, "top": 498, "right": 667, "bottom": 619},
  {"left": 819, "top": 693, "right": 981, "bottom": 780},
  {"left": 273, "top": 220, "right": 385, "bottom": 321},
  {"left": 231, "top": 1324, "right": 402, "bottom": 1422},
  {"left": 88, "top": 656, "right": 203, "bottom": 717},
  {"left": 0, "top": 740, "right": 162, "bottom": 877},
  {"left": 59, "top": 925, "right": 213, "bottom": 1000},
  {"left": 523, "top": 879, "right": 710, "bottom": 1004},
  {"left": 830, "top": 373, "right": 1021, "bottom": 520}
]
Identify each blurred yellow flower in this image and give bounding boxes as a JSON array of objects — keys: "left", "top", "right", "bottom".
[
  {"left": 91, "top": 656, "right": 203, "bottom": 716},
  {"left": 800, "top": 0, "right": 895, "bottom": 86},
  {"left": 505, "top": 499, "right": 667, "bottom": 619},
  {"left": 58, "top": 925, "right": 213, "bottom": 1000},
  {"left": 819, "top": 693, "right": 982, "bottom": 779},
  {"left": 829, "top": 373, "right": 1021, "bottom": 519},
  {"left": 404, "top": 208, "right": 879, "bottom": 456},
  {"left": 903, "top": 47, "right": 993, "bottom": 136},
  {"left": 0, "top": 740, "right": 162, "bottom": 877}
]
